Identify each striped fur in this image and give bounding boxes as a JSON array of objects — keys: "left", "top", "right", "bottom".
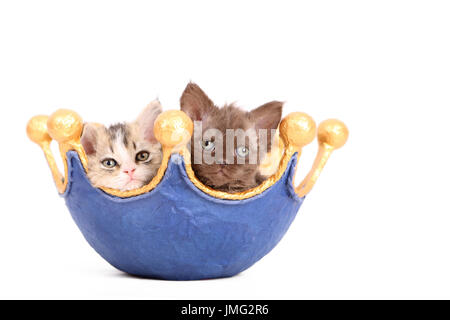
[{"left": 81, "top": 100, "right": 163, "bottom": 191}]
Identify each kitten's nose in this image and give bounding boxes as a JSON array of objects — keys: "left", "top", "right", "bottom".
[{"left": 124, "top": 168, "right": 136, "bottom": 177}]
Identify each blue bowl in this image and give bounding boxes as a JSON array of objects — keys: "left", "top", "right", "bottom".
[{"left": 63, "top": 151, "right": 304, "bottom": 280}]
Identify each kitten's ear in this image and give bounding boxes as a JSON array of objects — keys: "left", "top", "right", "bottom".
[
  {"left": 180, "top": 82, "right": 215, "bottom": 121},
  {"left": 250, "top": 101, "right": 284, "bottom": 130},
  {"left": 136, "top": 99, "right": 163, "bottom": 143},
  {"left": 81, "top": 123, "right": 100, "bottom": 155}
]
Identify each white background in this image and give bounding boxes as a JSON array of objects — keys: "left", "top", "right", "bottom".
[{"left": 1, "top": 0, "right": 449, "bottom": 299}]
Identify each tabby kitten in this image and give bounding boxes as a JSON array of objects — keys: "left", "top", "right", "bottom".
[
  {"left": 81, "top": 100, "right": 163, "bottom": 191},
  {"left": 180, "top": 82, "right": 283, "bottom": 193}
]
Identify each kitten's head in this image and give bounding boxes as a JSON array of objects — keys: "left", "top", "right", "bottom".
[
  {"left": 180, "top": 82, "right": 283, "bottom": 193},
  {"left": 81, "top": 100, "right": 163, "bottom": 191}
]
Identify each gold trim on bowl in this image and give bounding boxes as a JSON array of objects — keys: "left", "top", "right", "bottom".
[{"left": 27, "top": 109, "right": 348, "bottom": 199}]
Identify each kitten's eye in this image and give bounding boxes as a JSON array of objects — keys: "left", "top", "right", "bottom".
[
  {"left": 235, "top": 146, "right": 249, "bottom": 158},
  {"left": 101, "top": 158, "right": 117, "bottom": 168},
  {"left": 202, "top": 140, "right": 215, "bottom": 151},
  {"left": 136, "top": 151, "right": 150, "bottom": 162}
]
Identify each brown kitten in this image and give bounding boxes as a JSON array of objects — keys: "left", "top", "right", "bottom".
[
  {"left": 81, "top": 100, "right": 163, "bottom": 191},
  {"left": 180, "top": 82, "right": 283, "bottom": 193}
]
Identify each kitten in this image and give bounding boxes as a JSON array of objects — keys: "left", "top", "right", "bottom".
[
  {"left": 81, "top": 100, "right": 163, "bottom": 191},
  {"left": 180, "top": 82, "right": 283, "bottom": 193}
]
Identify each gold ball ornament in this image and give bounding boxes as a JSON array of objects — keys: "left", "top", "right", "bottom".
[
  {"left": 27, "top": 115, "right": 52, "bottom": 145},
  {"left": 47, "top": 109, "right": 83, "bottom": 143},
  {"left": 279, "top": 112, "right": 317, "bottom": 148},
  {"left": 317, "top": 119, "right": 349, "bottom": 149},
  {"left": 154, "top": 110, "right": 194, "bottom": 148}
]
